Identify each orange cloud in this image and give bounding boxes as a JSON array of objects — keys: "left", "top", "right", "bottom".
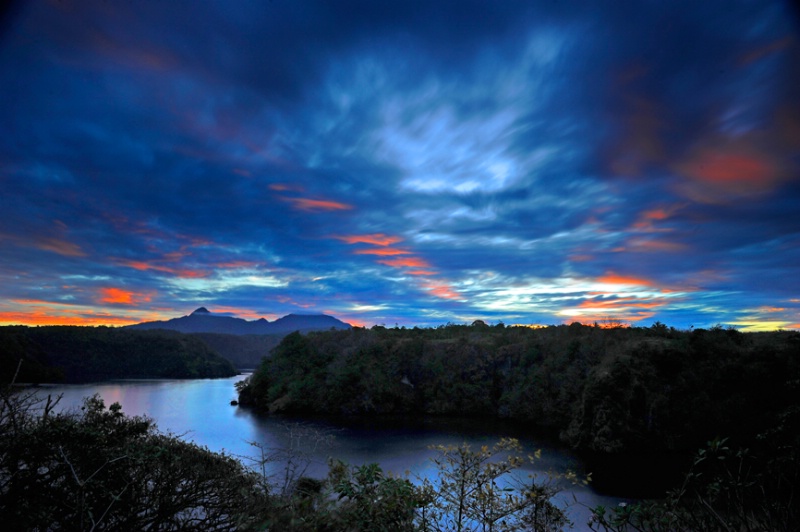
[
  {"left": 354, "top": 248, "right": 411, "bottom": 256},
  {"left": 631, "top": 206, "right": 679, "bottom": 230},
  {"left": 3, "top": 299, "right": 173, "bottom": 327},
  {"left": 284, "top": 197, "right": 353, "bottom": 212},
  {"left": 675, "top": 139, "right": 786, "bottom": 201},
  {"left": 423, "top": 282, "right": 461, "bottom": 300},
  {"left": 0, "top": 311, "right": 139, "bottom": 327},
  {"left": 756, "top": 306, "right": 786, "bottom": 313},
  {"left": 377, "top": 257, "right": 432, "bottom": 269},
  {"left": 335, "top": 233, "right": 403, "bottom": 246},
  {"left": 577, "top": 297, "right": 663, "bottom": 310},
  {"left": 407, "top": 270, "right": 437, "bottom": 276},
  {"left": 597, "top": 273, "right": 654, "bottom": 287},
  {"left": 98, "top": 288, "right": 153, "bottom": 305},
  {"left": 683, "top": 151, "right": 777, "bottom": 186}
]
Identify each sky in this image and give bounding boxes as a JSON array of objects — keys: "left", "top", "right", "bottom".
[{"left": 1, "top": 0, "right": 799, "bottom": 331}]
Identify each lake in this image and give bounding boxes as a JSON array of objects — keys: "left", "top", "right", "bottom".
[{"left": 32, "top": 374, "right": 628, "bottom": 527}]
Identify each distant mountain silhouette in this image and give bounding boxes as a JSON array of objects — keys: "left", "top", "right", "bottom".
[{"left": 126, "top": 308, "right": 351, "bottom": 335}]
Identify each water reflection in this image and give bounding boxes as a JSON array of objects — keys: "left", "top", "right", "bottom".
[{"left": 33, "top": 375, "right": 626, "bottom": 526}]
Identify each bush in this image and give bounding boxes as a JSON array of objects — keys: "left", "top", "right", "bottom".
[{"left": 0, "top": 390, "right": 262, "bottom": 530}]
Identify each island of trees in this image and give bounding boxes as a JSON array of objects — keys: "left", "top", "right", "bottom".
[{"left": 237, "top": 321, "right": 799, "bottom": 527}]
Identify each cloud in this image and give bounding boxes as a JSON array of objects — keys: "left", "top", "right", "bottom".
[
  {"left": 282, "top": 197, "right": 353, "bottom": 212},
  {"left": 34, "top": 237, "right": 87, "bottom": 257},
  {"left": 377, "top": 257, "right": 432, "bottom": 269},
  {"left": 117, "top": 260, "right": 209, "bottom": 279},
  {"left": 674, "top": 139, "right": 786, "bottom": 202},
  {"left": 595, "top": 274, "right": 655, "bottom": 288},
  {"left": 97, "top": 287, "right": 153, "bottom": 305},
  {"left": 1, "top": 299, "right": 166, "bottom": 327},
  {"left": 354, "top": 248, "right": 412, "bottom": 256},
  {"left": 0, "top": 0, "right": 797, "bottom": 330},
  {"left": 334, "top": 234, "right": 404, "bottom": 246},
  {"left": 423, "top": 281, "right": 462, "bottom": 300}
]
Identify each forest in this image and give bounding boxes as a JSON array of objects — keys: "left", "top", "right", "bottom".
[
  {"left": 238, "top": 322, "right": 800, "bottom": 496},
  {"left": 0, "top": 326, "right": 238, "bottom": 383}
]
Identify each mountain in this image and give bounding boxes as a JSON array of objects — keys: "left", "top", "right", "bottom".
[
  {"left": 126, "top": 308, "right": 352, "bottom": 336},
  {"left": 269, "top": 313, "right": 353, "bottom": 334}
]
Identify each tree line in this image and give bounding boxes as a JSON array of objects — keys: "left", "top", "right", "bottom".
[
  {"left": 0, "top": 326, "right": 237, "bottom": 383},
  {"left": 238, "top": 322, "right": 800, "bottom": 495}
]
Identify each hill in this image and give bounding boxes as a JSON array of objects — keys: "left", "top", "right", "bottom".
[
  {"left": 0, "top": 326, "right": 238, "bottom": 383},
  {"left": 191, "top": 332, "right": 284, "bottom": 369}
]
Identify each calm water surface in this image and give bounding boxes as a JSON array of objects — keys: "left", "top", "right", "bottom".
[{"left": 34, "top": 375, "right": 628, "bottom": 527}]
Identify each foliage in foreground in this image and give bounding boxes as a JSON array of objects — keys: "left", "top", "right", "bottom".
[
  {"left": 0, "top": 390, "right": 263, "bottom": 530},
  {"left": 251, "top": 437, "right": 571, "bottom": 532},
  {"left": 2, "top": 387, "right": 797, "bottom": 531},
  {"left": 1, "top": 389, "right": 572, "bottom": 531},
  {"left": 588, "top": 406, "right": 800, "bottom": 532}
]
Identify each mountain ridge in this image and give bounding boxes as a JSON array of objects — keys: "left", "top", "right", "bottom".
[{"left": 126, "top": 307, "right": 351, "bottom": 336}]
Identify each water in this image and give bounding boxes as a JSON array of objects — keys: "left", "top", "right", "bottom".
[{"left": 31, "top": 375, "right": 628, "bottom": 527}]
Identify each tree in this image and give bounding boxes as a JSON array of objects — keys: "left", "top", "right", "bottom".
[
  {"left": 0, "top": 391, "right": 262, "bottom": 531},
  {"left": 418, "top": 438, "right": 571, "bottom": 532},
  {"left": 328, "top": 461, "right": 422, "bottom": 531}
]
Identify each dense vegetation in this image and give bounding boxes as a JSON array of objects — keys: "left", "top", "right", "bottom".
[
  {"left": 0, "top": 391, "right": 261, "bottom": 530},
  {"left": 3, "top": 388, "right": 795, "bottom": 530},
  {"left": 1, "top": 390, "right": 572, "bottom": 530},
  {"left": 238, "top": 323, "right": 800, "bottom": 494},
  {"left": 0, "top": 326, "right": 237, "bottom": 383}
]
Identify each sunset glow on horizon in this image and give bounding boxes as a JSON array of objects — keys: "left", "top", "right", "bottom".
[{"left": 1, "top": 1, "right": 798, "bottom": 331}]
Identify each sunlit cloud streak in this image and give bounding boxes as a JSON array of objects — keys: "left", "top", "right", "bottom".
[
  {"left": 334, "top": 234, "right": 404, "bottom": 246},
  {"left": 282, "top": 197, "right": 354, "bottom": 212},
  {"left": 97, "top": 288, "right": 153, "bottom": 306},
  {"left": 354, "top": 248, "right": 412, "bottom": 256}
]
